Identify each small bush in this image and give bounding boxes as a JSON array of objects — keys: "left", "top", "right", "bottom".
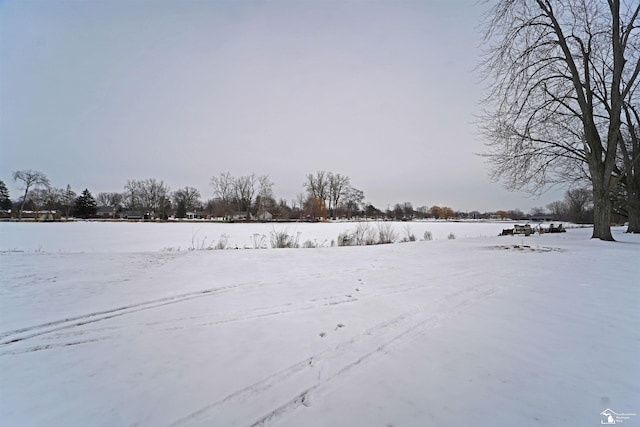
[
  {"left": 447, "top": 232, "right": 456, "bottom": 240},
  {"left": 423, "top": 230, "right": 433, "bottom": 241}
]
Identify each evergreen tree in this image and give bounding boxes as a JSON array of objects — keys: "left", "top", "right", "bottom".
[
  {"left": 0, "top": 179, "right": 11, "bottom": 210},
  {"left": 176, "top": 199, "right": 187, "bottom": 219},
  {"left": 74, "top": 189, "right": 98, "bottom": 219}
]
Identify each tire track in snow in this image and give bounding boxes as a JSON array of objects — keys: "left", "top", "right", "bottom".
[
  {"left": 158, "top": 278, "right": 447, "bottom": 333},
  {"left": 152, "top": 269, "right": 468, "bottom": 334},
  {"left": 0, "top": 338, "right": 109, "bottom": 356},
  {"left": 0, "top": 280, "right": 273, "bottom": 346},
  {"left": 249, "top": 286, "right": 499, "bottom": 427},
  {"left": 167, "top": 282, "right": 498, "bottom": 427},
  {"left": 0, "top": 262, "right": 399, "bottom": 353}
]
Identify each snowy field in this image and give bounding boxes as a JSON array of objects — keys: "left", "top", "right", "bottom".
[{"left": 0, "top": 223, "right": 638, "bottom": 426}]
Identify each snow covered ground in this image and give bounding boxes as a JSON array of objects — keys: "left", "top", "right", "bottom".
[
  {"left": 0, "top": 223, "right": 638, "bottom": 426},
  {"left": 0, "top": 220, "right": 509, "bottom": 253}
]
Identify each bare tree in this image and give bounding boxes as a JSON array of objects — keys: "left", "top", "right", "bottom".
[
  {"left": 255, "top": 175, "right": 274, "bottom": 218},
  {"left": 123, "top": 180, "right": 142, "bottom": 210},
  {"left": 61, "top": 185, "right": 77, "bottom": 218},
  {"left": 295, "top": 193, "right": 306, "bottom": 220},
  {"left": 480, "top": 0, "right": 640, "bottom": 241},
  {"left": 618, "top": 98, "right": 640, "bottom": 232},
  {"left": 343, "top": 187, "right": 364, "bottom": 218},
  {"left": 328, "top": 173, "right": 350, "bottom": 218},
  {"left": 415, "top": 206, "right": 428, "bottom": 219},
  {"left": 565, "top": 187, "right": 594, "bottom": 223},
  {"left": 97, "top": 191, "right": 123, "bottom": 209},
  {"left": 234, "top": 174, "right": 257, "bottom": 217},
  {"left": 29, "top": 186, "right": 61, "bottom": 214},
  {"left": 13, "top": 169, "right": 50, "bottom": 219},
  {"left": 96, "top": 192, "right": 110, "bottom": 207},
  {"left": 139, "top": 179, "right": 171, "bottom": 216},
  {"left": 304, "top": 171, "right": 330, "bottom": 206},
  {"left": 547, "top": 200, "right": 568, "bottom": 221},
  {"left": 210, "top": 172, "right": 235, "bottom": 203},
  {"left": 122, "top": 179, "right": 170, "bottom": 217},
  {"left": 172, "top": 187, "right": 202, "bottom": 212}
]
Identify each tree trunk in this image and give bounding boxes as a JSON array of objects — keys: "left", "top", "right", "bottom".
[
  {"left": 18, "top": 187, "right": 29, "bottom": 219},
  {"left": 626, "top": 175, "right": 640, "bottom": 233},
  {"left": 592, "top": 179, "right": 615, "bottom": 241}
]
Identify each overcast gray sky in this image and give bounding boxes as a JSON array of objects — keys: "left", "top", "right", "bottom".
[{"left": 0, "top": 0, "right": 564, "bottom": 212}]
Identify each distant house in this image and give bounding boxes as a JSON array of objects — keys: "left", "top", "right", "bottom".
[
  {"left": 119, "top": 210, "right": 144, "bottom": 220},
  {"left": 186, "top": 211, "right": 209, "bottom": 220},
  {"left": 96, "top": 206, "right": 117, "bottom": 219},
  {"left": 15, "top": 210, "right": 62, "bottom": 221},
  {"left": 231, "top": 212, "right": 252, "bottom": 221}
]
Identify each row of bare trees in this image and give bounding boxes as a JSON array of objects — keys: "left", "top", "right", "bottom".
[
  {"left": 303, "top": 171, "right": 365, "bottom": 219},
  {"left": 210, "top": 173, "right": 274, "bottom": 219},
  {"left": 96, "top": 179, "right": 202, "bottom": 219},
  {"left": 4, "top": 169, "right": 364, "bottom": 221},
  {"left": 3, "top": 166, "right": 632, "bottom": 225}
]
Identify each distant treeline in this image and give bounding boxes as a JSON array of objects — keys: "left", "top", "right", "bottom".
[{"left": 0, "top": 169, "right": 620, "bottom": 224}]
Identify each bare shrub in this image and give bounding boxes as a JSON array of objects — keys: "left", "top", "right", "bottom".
[
  {"left": 251, "top": 233, "right": 267, "bottom": 249},
  {"left": 270, "top": 228, "right": 300, "bottom": 248},
  {"left": 215, "top": 234, "right": 229, "bottom": 249},
  {"left": 401, "top": 226, "right": 416, "bottom": 242},
  {"left": 189, "top": 229, "right": 214, "bottom": 251},
  {"left": 352, "top": 223, "right": 371, "bottom": 245},
  {"left": 364, "top": 225, "right": 378, "bottom": 245},
  {"left": 447, "top": 232, "right": 456, "bottom": 240},
  {"left": 339, "top": 222, "right": 397, "bottom": 246},
  {"left": 338, "top": 223, "right": 378, "bottom": 246},
  {"left": 338, "top": 223, "right": 364, "bottom": 246},
  {"left": 423, "top": 230, "right": 433, "bottom": 241},
  {"left": 377, "top": 222, "right": 397, "bottom": 244},
  {"left": 337, "top": 231, "right": 351, "bottom": 246},
  {"left": 302, "top": 239, "right": 328, "bottom": 248}
]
